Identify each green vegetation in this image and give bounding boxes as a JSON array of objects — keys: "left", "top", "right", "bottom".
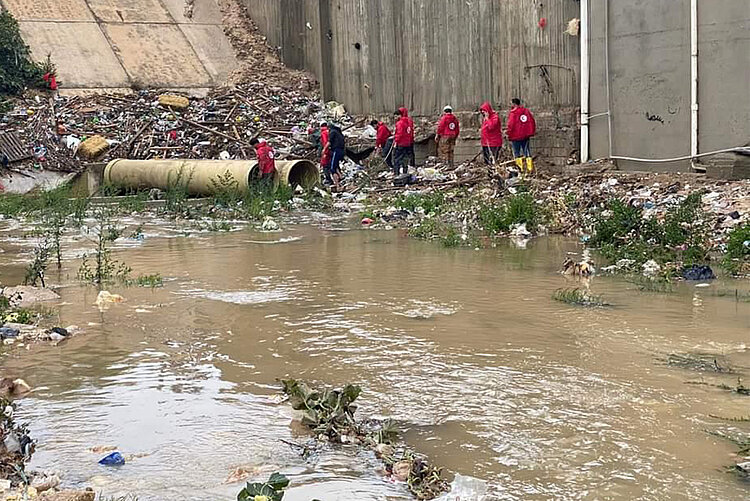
[
  {"left": 281, "top": 379, "right": 361, "bottom": 439},
  {"left": 78, "top": 207, "right": 131, "bottom": 286},
  {"left": 590, "top": 193, "right": 710, "bottom": 268},
  {"left": 24, "top": 234, "right": 51, "bottom": 288},
  {"left": 0, "top": 11, "right": 50, "bottom": 95},
  {"left": 237, "top": 472, "right": 290, "bottom": 501},
  {"left": 552, "top": 288, "right": 607, "bottom": 307},
  {"left": 478, "top": 192, "right": 546, "bottom": 235},
  {"left": 280, "top": 379, "right": 448, "bottom": 499},
  {"left": 128, "top": 273, "right": 163, "bottom": 288},
  {"left": 721, "top": 224, "right": 750, "bottom": 276},
  {"left": 394, "top": 192, "right": 445, "bottom": 215},
  {"left": 627, "top": 275, "right": 675, "bottom": 293},
  {"left": 0, "top": 292, "right": 36, "bottom": 325}
]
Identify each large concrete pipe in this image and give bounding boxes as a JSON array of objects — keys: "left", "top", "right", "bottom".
[{"left": 103, "top": 159, "right": 319, "bottom": 196}]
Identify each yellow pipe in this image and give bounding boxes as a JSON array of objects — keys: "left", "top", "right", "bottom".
[{"left": 103, "top": 159, "right": 319, "bottom": 196}]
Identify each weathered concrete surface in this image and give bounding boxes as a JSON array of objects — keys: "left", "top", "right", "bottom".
[
  {"left": 589, "top": 0, "right": 750, "bottom": 174},
  {"left": 18, "top": 21, "right": 130, "bottom": 88},
  {"left": 1, "top": 0, "right": 237, "bottom": 92},
  {"left": 1, "top": 0, "right": 94, "bottom": 21},
  {"left": 104, "top": 23, "right": 212, "bottom": 88}
]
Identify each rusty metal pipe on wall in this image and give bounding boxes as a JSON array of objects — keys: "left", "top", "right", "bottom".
[{"left": 103, "top": 159, "right": 319, "bottom": 196}]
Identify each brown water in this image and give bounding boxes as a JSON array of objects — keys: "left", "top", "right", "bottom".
[{"left": 1, "top": 215, "right": 749, "bottom": 500}]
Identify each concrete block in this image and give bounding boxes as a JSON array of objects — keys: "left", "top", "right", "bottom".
[
  {"left": 161, "top": 0, "right": 224, "bottom": 24},
  {"left": 104, "top": 23, "right": 212, "bottom": 88},
  {"left": 1, "top": 0, "right": 94, "bottom": 21},
  {"left": 179, "top": 24, "right": 237, "bottom": 82},
  {"left": 19, "top": 21, "right": 129, "bottom": 88},
  {"left": 86, "top": 0, "right": 172, "bottom": 22}
]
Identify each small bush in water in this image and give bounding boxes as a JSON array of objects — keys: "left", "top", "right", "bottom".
[
  {"left": 552, "top": 288, "right": 607, "bottom": 307},
  {"left": 237, "top": 472, "right": 289, "bottom": 501}
]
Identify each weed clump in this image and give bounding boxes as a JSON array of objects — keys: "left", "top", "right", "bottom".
[
  {"left": 721, "top": 224, "right": 750, "bottom": 276},
  {"left": 552, "top": 288, "right": 607, "bottom": 307},
  {"left": 478, "top": 192, "right": 546, "bottom": 235},
  {"left": 280, "top": 379, "right": 449, "bottom": 499}
]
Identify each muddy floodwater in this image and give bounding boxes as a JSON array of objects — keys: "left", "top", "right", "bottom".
[{"left": 1, "top": 216, "right": 749, "bottom": 500}]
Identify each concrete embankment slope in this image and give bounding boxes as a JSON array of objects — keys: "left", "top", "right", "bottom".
[{"left": 0, "top": 0, "right": 237, "bottom": 94}]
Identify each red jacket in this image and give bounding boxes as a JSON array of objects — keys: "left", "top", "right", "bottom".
[
  {"left": 394, "top": 107, "right": 414, "bottom": 147},
  {"left": 437, "top": 113, "right": 460, "bottom": 138},
  {"left": 320, "top": 126, "right": 330, "bottom": 167},
  {"left": 375, "top": 122, "right": 391, "bottom": 148},
  {"left": 480, "top": 102, "right": 503, "bottom": 147},
  {"left": 254, "top": 141, "right": 276, "bottom": 174},
  {"left": 507, "top": 106, "right": 536, "bottom": 141}
]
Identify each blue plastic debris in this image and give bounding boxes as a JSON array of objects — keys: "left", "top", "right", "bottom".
[
  {"left": 0, "top": 327, "right": 20, "bottom": 339},
  {"left": 98, "top": 452, "right": 125, "bottom": 466}
]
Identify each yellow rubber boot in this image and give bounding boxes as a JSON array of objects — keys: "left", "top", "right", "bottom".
[
  {"left": 526, "top": 156, "right": 534, "bottom": 173},
  {"left": 514, "top": 157, "right": 524, "bottom": 171}
]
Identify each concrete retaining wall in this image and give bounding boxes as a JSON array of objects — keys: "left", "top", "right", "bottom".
[
  {"left": 241, "top": 0, "right": 581, "bottom": 166},
  {"left": 588, "top": 0, "right": 750, "bottom": 173}
]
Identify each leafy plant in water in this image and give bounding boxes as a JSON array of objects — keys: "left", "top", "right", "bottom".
[
  {"left": 164, "top": 167, "right": 192, "bottom": 216},
  {"left": 78, "top": 207, "right": 131, "bottom": 286},
  {"left": 237, "top": 472, "right": 289, "bottom": 501},
  {"left": 210, "top": 170, "right": 242, "bottom": 207},
  {"left": 281, "top": 379, "right": 361, "bottom": 439},
  {"left": 552, "top": 288, "right": 607, "bottom": 307},
  {"left": 24, "top": 234, "right": 51, "bottom": 287},
  {"left": 128, "top": 273, "right": 163, "bottom": 288},
  {"left": 626, "top": 275, "right": 674, "bottom": 293}
]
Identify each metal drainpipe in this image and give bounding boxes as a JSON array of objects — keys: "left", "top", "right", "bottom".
[
  {"left": 580, "top": 0, "right": 590, "bottom": 163},
  {"left": 690, "top": 0, "right": 701, "bottom": 171}
]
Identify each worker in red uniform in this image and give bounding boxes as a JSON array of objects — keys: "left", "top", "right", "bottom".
[
  {"left": 371, "top": 119, "right": 394, "bottom": 171},
  {"left": 435, "top": 105, "right": 460, "bottom": 167},
  {"left": 479, "top": 102, "right": 503, "bottom": 165},
  {"left": 506, "top": 98, "right": 537, "bottom": 174},
  {"left": 250, "top": 137, "right": 276, "bottom": 188},
  {"left": 393, "top": 107, "right": 415, "bottom": 175},
  {"left": 319, "top": 121, "right": 332, "bottom": 183}
]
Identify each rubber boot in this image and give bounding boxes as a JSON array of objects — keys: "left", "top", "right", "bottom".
[
  {"left": 526, "top": 156, "right": 534, "bottom": 173},
  {"left": 514, "top": 157, "right": 524, "bottom": 171}
]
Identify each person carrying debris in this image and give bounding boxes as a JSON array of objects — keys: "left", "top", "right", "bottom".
[
  {"left": 328, "top": 122, "right": 346, "bottom": 191},
  {"left": 319, "top": 121, "right": 332, "bottom": 183},
  {"left": 506, "top": 98, "right": 537, "bottom": 174},
  {"left": 393, "top": 107, "right": 415, "bottom": 175},
  {"left": 250, "top": 137, "right": 276, "bottom": 188},
  {"left": 371, "top": 119, "right": 394, "bottom": 171},
  {"left": 435, "top": 105, "right": 460, "bottom": 167},
  {"left": 480, "top": 102, "right": 503, "bottom": 165}
]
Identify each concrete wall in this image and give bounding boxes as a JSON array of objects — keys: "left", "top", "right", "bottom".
[
  {"left": 0, "top": 0, "right": 237, "bottom": 93},
  {"left": 588, "top": 0, "right": 750, "bottom": 172},
  {"left": 241, "top": 0, "right": 581, "bottom": 165}
]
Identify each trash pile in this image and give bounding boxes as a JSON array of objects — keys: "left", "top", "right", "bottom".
[
  {"left": 533, "top": 170, "right": 750, "bottom": 248},
  {"left": 0, "top": 396, "right": 34, "bottom": 487}
]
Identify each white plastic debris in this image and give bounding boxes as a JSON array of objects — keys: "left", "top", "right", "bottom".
[
  {"left": 261, "top": 217, "right": 280, "bottom": 231},
  {"left": 642, "top": 259, "right": 661, "bottom": 277},
  {"left": 510, "top": 223, "right": 532, "bottom": 238},
  {"left": 435, "top": 474, "right": 488, "bottom": 500}
]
